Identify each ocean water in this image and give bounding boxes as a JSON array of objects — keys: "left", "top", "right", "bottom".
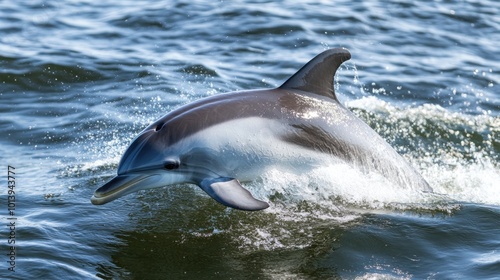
[{"left": 1, "top": 0, "right": 499, "bottom": 279}]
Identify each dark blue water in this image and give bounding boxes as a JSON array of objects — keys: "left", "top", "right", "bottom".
[{"left": 1, "top": 0, "right": 499, "bottom": 279}]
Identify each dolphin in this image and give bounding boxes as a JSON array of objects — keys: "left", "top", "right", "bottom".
[{"left": 91, "top": 48, "right": 432, "bottom": 210}]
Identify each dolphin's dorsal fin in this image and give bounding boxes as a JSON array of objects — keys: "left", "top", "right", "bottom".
[{"left": 279, "top": 48, "right": 351, "bottom": 101}]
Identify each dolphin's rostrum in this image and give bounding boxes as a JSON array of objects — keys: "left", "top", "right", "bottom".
[{"left": 91, "top": 48, "right": 432, "bottom": 211}]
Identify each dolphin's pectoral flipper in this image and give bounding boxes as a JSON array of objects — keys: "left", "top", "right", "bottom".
[{"left": 199, "top": 177, "right": 269, "bottom": 211}]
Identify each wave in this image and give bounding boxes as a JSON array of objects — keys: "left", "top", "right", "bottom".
[{"left": 347, "top": 96, "right": 500, "bottom": 205}]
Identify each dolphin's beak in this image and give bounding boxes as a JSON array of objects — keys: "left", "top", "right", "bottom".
[{"left": 91, "top": 174, "right": 160, "bottom": 205}]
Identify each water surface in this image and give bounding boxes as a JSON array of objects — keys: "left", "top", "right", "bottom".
[{"left": 1, "top": 0, "right": 499, "bottom": 279}]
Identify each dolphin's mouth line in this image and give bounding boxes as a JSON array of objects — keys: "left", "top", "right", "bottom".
[{"left": 92, "top": 174, "right": 155, "bottom": 201}]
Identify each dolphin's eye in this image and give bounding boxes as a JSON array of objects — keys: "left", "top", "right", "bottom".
[{"left": 164, "top": 161, "right": 180, "bottom": 170}]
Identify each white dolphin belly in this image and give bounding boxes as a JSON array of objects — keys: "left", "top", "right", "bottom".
[{"left": 178, "top": 117, "right": 332, "bottom": 181}]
